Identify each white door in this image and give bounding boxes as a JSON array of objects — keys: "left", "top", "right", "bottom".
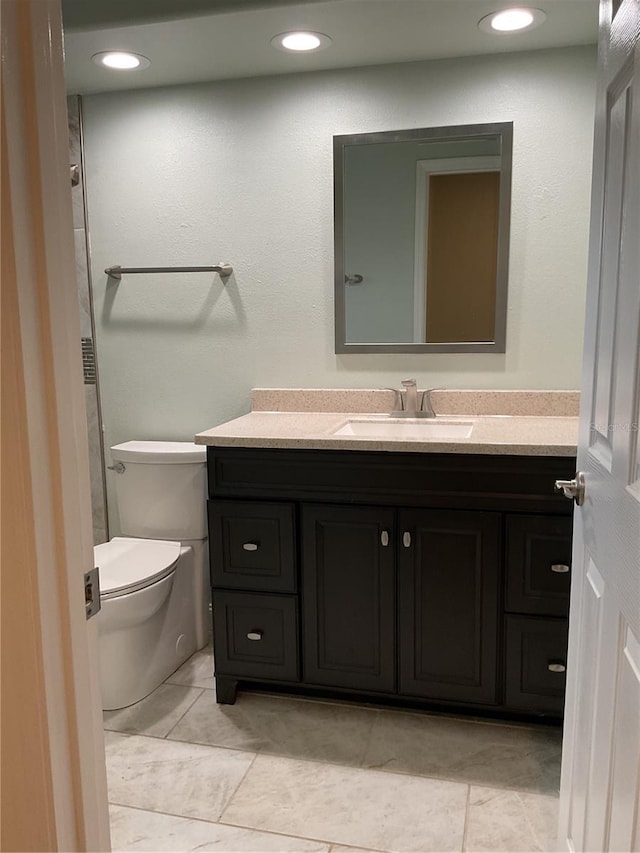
[
  {"left": 2, "top": 1, "right": 110, "bottom": 848},
  {"left": 558, "top": 0, "right": 640, "bottom": 850}
]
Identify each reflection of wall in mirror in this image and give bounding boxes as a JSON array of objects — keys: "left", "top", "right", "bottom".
[{"left": 344, "top": 142, "right": 416, "bottom": 344}]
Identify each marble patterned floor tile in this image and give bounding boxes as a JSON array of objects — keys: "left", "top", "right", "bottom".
[
  {"left": 165, "top": 645, "right": 215, "bottom": 690},
  {"left": 329, "top": 847, "right": 383, "bottom": 852},
  {"left": 167, "top": 689, "right": 377, "bottom": 766},
  {"left": 464, "top": 786, "right": 559, "bottom": 852},
  {"left": 103, "top": 684, "right": 203, "bottom": 738},
  {"left": 109, "top": 804, "right": 330, "bottom": 852},
  {"left": 220, "top": 753, "right": 468, "bottom": 852},
  {"left": 362, "top": 710, "right": 562, "bottom": 795},
  {"left": 105, "top": 731, "right": 255, "bottom": 821}
]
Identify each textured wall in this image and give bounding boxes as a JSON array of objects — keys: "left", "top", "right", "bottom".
[{"left": 82, "top": 45, "right": 595, "bottom": 524}]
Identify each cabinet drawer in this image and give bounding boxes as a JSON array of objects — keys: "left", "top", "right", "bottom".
[
  {"left": 506, "top": 515, "right": 572, "bottom": 616},
  {"left": 209, "top": 500, "right": 296, "bottom": 592},
  {"left": 505, "top": 615, "right": 568, "bottom": 715},
  {"left": 212, "top": 591, "right": 299, "bottom": 682}
]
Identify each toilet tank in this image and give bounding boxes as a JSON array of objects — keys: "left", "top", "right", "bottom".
[{"left": 110, "top": 441, "right": 207, "bottom": 540}]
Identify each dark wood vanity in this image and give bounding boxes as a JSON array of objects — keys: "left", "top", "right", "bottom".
[{"left": 207, "top": 447, "right": 574, "bottom": 720}]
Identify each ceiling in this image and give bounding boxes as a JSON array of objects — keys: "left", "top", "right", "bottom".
[{"left": 62, "top": 0, "right": 599, "bottom": 95}]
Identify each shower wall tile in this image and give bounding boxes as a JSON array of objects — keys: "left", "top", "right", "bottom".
[
  {"left": 70, "top": 93, "right": 108, "bottom": 545},
  {"left": 67, "top": 95, "right": 85, "bottom": 230},
  {"left": 74, "top": 228, "right": 92, "bottom": 338},
  {"left": 85, "top": 386, "right": 108, "bottom": 544}
]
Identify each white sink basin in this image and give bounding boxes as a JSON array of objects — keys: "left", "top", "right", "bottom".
[{"left": 332, "top": 419, "right": 474, "bottom": 439}]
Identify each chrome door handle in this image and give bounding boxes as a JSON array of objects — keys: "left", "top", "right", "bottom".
[
  {"left": 380, "top": 530, "right": 390, "bottom": 547},
  {"left": 402, "top": 531, "right": 411, "bottom": 548},
  {"left": 551, "top": 564, "right": 570, "bottom": 574},
  {"left": 548, "top": 661, "right": 566, "bottom": 673},
  {"left": 243, "top": 542, "right": 259, "bottom": 551},
  {"left": 555, "top": 472, "right": 585, "bottom": 506}
]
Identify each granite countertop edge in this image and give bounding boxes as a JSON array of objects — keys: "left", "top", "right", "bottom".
[{"left": 195, "top": 411, "right": 579, "bottom": 457}]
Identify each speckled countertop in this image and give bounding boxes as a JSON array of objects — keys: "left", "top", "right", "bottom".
[{"left": 195, "top": 389, "right": 579, "bottom": 457}]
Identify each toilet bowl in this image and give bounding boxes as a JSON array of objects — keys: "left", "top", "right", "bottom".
[{"left": 95, "top": 441, "right": 209, "bottom": 710}]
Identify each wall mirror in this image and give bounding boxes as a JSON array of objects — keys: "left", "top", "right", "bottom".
[{"left": 334, "top": 121, "right": 513, "bottom": 353}]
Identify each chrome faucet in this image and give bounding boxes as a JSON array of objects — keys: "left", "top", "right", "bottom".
[
  {"left": 402, "top": 379, "right": 420, "bottom": 415},
  {"left": 389, "top": 379, "right": 439, "bottom": 418}
]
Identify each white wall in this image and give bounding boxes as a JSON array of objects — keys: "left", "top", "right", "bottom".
[{"left": 83, "top": 46, "right": 595, "bottom": 459}]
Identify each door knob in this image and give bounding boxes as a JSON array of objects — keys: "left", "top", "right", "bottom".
[{"left": 555, "top": 472, "right": 585, "bottom": 506}]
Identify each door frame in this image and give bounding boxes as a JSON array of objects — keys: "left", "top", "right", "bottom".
[{"left": 1, "top": 1, "right": 110, "bottom": 849}]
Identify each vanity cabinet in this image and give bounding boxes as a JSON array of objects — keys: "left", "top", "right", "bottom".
[{"left": 207, "top": 447, "right": 574, "bottom": 719}]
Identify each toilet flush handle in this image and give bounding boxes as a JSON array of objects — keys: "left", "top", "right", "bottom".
[{"left": 108, "top": 462, "right": 126, "bottom": 474}]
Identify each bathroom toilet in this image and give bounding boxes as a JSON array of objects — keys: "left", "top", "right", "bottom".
[{"left": 95, "top": 440, "right": 209, "bottom": 710}]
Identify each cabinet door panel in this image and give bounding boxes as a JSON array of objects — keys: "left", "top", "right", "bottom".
[
  {"left": 302, "top": 504, "right": 395, "bottom": 692},
  {"left": 398, "top": 509, "right": 500, "bottom": 704}
]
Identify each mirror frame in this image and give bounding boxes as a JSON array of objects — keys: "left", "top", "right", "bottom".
[{"left": 334, "top": 121, "right": 513, "bottom": 354}]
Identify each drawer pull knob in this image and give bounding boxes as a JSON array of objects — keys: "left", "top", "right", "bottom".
[
  {"left": 551, "top": 564, "right": 570, "bottom": 574},
  {"left": 381, "top": 530, "right": 389, "bottom": 547},
  {"left": 243, "top": 542, "right": 259, "bottom": 552},
  {"left": 402, "top": 531, "right": 411, "bottom": 548},
  {"left": 247, "top": 630, "right": 263, "bottom": 641},
  {"left": 548, "top": 661, "right": 566, "bottom": 673}
]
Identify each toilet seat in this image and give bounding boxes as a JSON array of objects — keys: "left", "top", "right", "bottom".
[{"left": 95, "top": 537, "right": 181, "bottom": 598}]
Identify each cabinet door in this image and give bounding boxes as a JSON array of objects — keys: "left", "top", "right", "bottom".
[
  {"left": 301, "top": 504, "right": 395, "bottom": 692},
  {"left": 398, "top": 508, "right": 501, "bottom": 704}
]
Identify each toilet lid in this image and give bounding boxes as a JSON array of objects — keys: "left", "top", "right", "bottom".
[{"left": 95, "top": 537, "right": 181, "bottom": 596}]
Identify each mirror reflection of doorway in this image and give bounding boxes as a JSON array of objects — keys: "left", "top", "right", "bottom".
[{"left": 414, "top": 158, "right": 500, "bottom": 344}]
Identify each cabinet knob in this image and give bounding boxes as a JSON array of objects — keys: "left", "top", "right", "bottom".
[
  {"left": 402, "top": 531, "right": 411, "bottom": 548},
  {"left": 247, "top": 630, "right": 263, "bottom": 641},
  {"left": 380, "top": 530, "right": 390, "bottom": 547},
  {"left": 243, "top": 542, "right": 259, "bottom": 551},
  {"left": 551, "top": 564, "right": 570, "bottom": 574},
  {"left": 547, "top": 660, "right": 566, "bottom": 673}
]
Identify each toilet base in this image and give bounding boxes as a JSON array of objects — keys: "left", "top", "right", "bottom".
[{"left": 98, "top": 545, "right": 206, "bottom": 710}]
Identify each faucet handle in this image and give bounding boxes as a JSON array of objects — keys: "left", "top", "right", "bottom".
[
  {"left": 383, "top": 387, "right": 404, "bottom": 412},
  {"left": 401, "top": 378, "right": 417, "bottom": 388},
  {"left": 420, "top": 386, "right": 443, "bottom": 416}
]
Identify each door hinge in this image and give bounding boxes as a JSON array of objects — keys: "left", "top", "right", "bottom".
[{"left": 85, "top": 567, "right": 101, "bottom": 620}]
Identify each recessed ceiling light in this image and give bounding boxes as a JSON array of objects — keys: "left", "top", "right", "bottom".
[
  {"left": 478, "top": 8, "right": 546, "bottom": 34},
  {"left": 91, "top": 51, "right": 151, "bottom": 70},
  {"left": 271, "top": 31, "right": 332, "bottom": 52}
]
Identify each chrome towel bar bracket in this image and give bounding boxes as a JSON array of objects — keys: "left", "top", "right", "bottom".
[{"left": 105, "top": 263, "right": 233, "bottom": 279}]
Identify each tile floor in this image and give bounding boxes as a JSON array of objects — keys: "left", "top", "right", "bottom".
[{"left": 104, "top": 644, "right": 562, "bottom": 852}]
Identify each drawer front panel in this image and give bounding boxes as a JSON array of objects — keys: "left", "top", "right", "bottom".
[
  {"left": 209, "top": 500, "right": 296, "bottom": 592},
  {"left": 208, "top": 448, "right": 575, "bottom": 513},
  {"left": 212, "top": 591, "right": 299, "bottom": 682},
  {"left": 505, "top": 615, "right": 568, "bottom": 715},
  {"left": 506, "top": 515, "right": 572, "bottom": 616}
]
